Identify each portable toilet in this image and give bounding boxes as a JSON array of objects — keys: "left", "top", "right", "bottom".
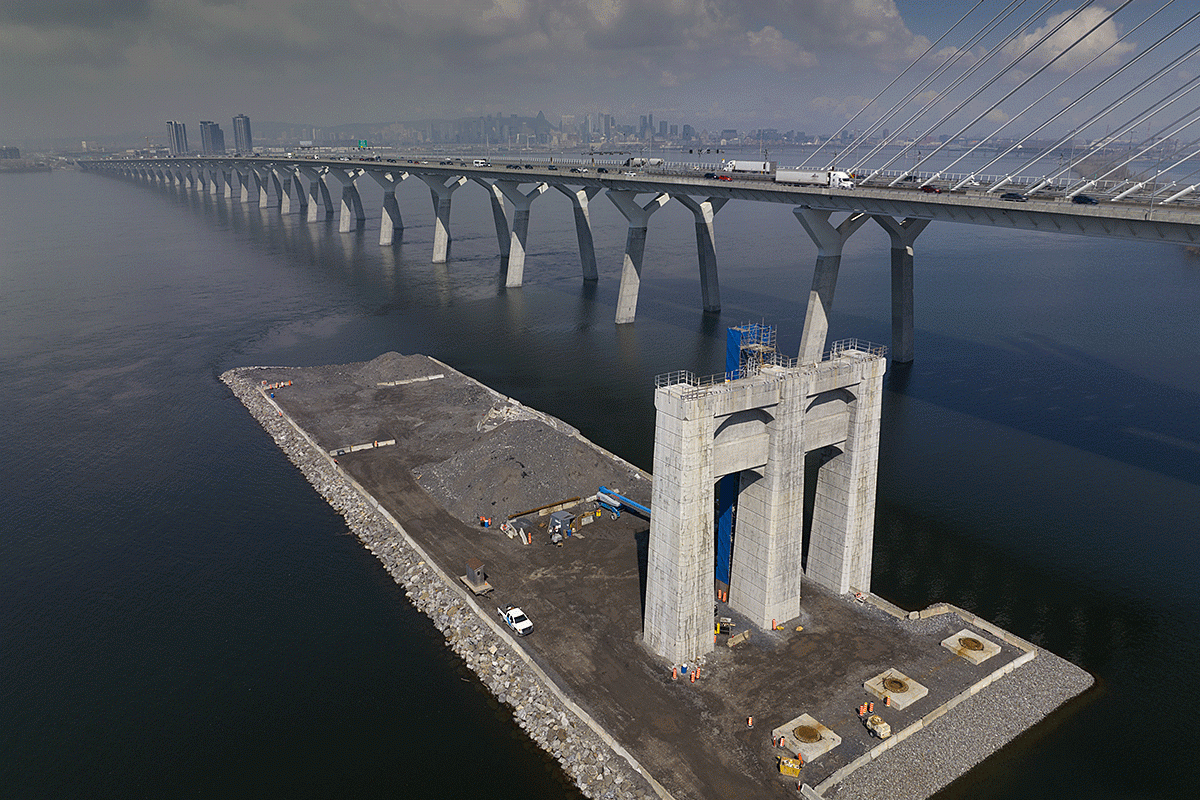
[
  {"left": 466, "top": 558, "right": 486, "bottom": 585},
  {"left": 548, "top": 510, "right": 575, "bottom": 537}
]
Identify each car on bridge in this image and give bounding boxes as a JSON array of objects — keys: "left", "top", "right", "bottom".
[
  {"left": 921, "top": 185, "right": 943, "bottom": 194},
  {"left": 1072, "top": 194, "right": 1099, "bottom": 205},
  {"left": 999, "top": 192, "right": 1027, "bottom": 202}
]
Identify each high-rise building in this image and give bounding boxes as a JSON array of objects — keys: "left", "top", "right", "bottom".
[
  {"left": 166, "top": 121, "right": 188, "bottom": 155},
  {"left": 233, "top": 114, "right": 253, "bottom": 154},
  {"left": 659, "top": 120, "right": 668, "bottom": 138},
  {"left": 199, "top": 121, "right": 226, "bottom": 154}
]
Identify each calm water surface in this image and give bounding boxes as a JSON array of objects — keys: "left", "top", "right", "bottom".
[{"left": 2, "top": 168, "right": 1197, "bottom": 799}]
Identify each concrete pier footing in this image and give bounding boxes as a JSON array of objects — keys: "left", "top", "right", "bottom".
[{"left": 607, "top": 190, "right": 670, "bottom": 324}]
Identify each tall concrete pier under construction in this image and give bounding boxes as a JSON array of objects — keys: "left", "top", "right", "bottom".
[{"left": 645, "top": 331, "right": 886, "bottom": 665}]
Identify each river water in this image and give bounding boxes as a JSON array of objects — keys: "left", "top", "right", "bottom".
[{"left": 2, "top": 165, "right": 1197, "bottom": 799}]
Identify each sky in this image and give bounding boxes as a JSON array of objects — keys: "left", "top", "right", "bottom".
[{"left": 0, "top": 0, "right": 1193, "bottom": 147}]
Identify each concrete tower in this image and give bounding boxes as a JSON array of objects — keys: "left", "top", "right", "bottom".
[{"left": 644, "top": 341, "right": 887, "bottom": 665}]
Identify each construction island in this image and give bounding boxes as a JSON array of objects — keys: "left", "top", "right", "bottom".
[{"left": 222, "top": 325, "right": 1092, "bottom": 800}]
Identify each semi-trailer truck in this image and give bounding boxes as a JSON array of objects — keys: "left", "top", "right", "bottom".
[{"left": 774, "top": 168, "right": 855, "bottom": 189}]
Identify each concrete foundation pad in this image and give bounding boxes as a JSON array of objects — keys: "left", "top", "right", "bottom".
[
  {"left": 941, "top": 628, "right": 1001, "bottom": 665},
  {"left": 864, "top": 668, "right": 929, "bottom": 710},
  {"left": 772, "top": 713, "right": 842, "bottom": 764}
]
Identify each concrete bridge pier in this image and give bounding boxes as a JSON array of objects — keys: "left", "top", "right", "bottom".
[
  {"left": 553, "top": 185, "right": 601, "bottom": 282},
  {"left": 330, "top": 169, "right": 366, "bottom": 232},
  {"left": 233, "top": 168, "right": 251, "bottom": 202},
  {"left": 607, "top": 190, "right": 671, "bottom": 324},
  {"left": 495, "top": 180, "right": 549, "bottom": 287},
  {"left": 222, "top": 169, "right": 234, "bottom": 199},
  {"left": 673, "top": 195, "right": 728, "bottom": 313},
  {"left": 793, "top": 208, "right": 869, "bottom": 363},
  {"left": 368, "top": 170, "right": 408, "bottom": 245},
  {"left": 272, "top": 167, "right": 300, "bottom": 214},
  {"left": 207, "top": 168, "right": 223, "bottom": 196},
  {"left": 252, "top": 167, "right": 281, "bottom": 208},
  {"left": 473, "top": 178, "right": 511, "bottom": 260},
  {"left": 420, "top": 175, "right": 467, "bottom": 263},
  {"left": 192, "top": 166, "right": 207, "bottom": 193},
  {"left": 297, "top": 165, "right": 332, "bottom": 221},
  {"left": 872, "top": 216, "right": 929, "bottom": 364}
]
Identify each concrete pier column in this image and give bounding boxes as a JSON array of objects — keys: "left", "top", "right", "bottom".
[
  {"left": 793, "top": 208, "right": 868, "bottom": 363},
  {"left": 273, "top": 167, "right": 298, "bottom": 214},
  {"left": 872, "top": 216, "right": 929, "bottom": 364},
  {"left": 419, "top": 174, "right": 467, "bottom": 263},
  {"left": 368, "top": 169, "right": 408, "bottom": 245},
  {"left": 223, "top": 169, "right": 234, "bottom": 198},
  {"left": 728, "top": 371, "right": 807, "bottom": 628},
  {"left": 297, "top": 165, "right": 333, "bottom": 221},
  {"left": 606, "top": 190, "right": 671, "bottom": 324},
  {"left": 286, "top": 169, "right": 308, "bottom": 215},
  {"left": 645, "top": 388, "right": 715, "bottom": 665},
  {"left": 472, "top": 178, "right": 511, "bottom": 259},
  {"left": 673, "top": 195, "right": 728, "bottom": 313},
  {"left": 329, "top": 169, "right": 366, "bottom": 232},
  {"left": 207, "top": 168, "right": 222, "bottom": 196},
  {"left": 193, "top": 166, "right": 207, "bottom": 192},
  {"left": 494, "top": 180, "right": 549, "bottom": 287},
  {"left": 252, "top": 167, "right": 281, "bottom": 208},
  {"left": 552, "top": 185, "right": 601, "bottom": 282},
  {"left": 807, "top": 358, "right": 887, "bottom": 595},
  {"left": 234, "top": 168, "right": 251, "bottom": 202}
]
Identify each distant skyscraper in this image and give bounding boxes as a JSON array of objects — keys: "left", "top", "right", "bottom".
[
  {"left": 166, "top": 121, "right": 188, "bottom": 155},
  {"left": 199, "top": 121, "right": 226, "bottom": 155},
  {"left": 659, "top": 120, "right": 667, "bottom": 138},
  {"left": 233, "top": 114, "right": 253, "bottom": 154}
]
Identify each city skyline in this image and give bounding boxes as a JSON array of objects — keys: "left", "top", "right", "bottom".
[{"left": 3, "top": 1, "right": 1190, "bottom": 149}]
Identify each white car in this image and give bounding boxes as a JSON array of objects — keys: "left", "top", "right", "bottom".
[{"left": 499, "top": 605, "right": 533, "bottom": 636}]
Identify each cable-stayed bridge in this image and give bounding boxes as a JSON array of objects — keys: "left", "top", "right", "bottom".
[{"left": 80, "top": 0, "right": 1200, "bottom": 363}]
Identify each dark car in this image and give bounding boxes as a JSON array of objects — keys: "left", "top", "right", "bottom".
[
  {"left": 921, "top": 185, "right": 942, "bottom": 193},
  {"left": 999, "top": 192, "right": 1027, "bottom": 202},
  {"left": 703, "top": 172, "right": 717, "bottom": 179},
  {"left": 569, "top": 167, "right": 580, "bottom": 173},
  {"left": 547, "top": 164, "right": 558, "bottom": 170},
  {"left": 506, "top": 163, "right": 521, "bottom": 169},
  {"left": 1072, "top": 194, "right": 1099, "bottom": 204},
  {"left": 597, "top": 167, "right": 609, "bottom": 173},
  {"left": 524, "top": 164, "right": 534, "bottom": 169}
]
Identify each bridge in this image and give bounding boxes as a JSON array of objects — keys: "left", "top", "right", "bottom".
[
  {"left": 78, "top": 152, "right": 1200, "bottom": 364},
  {"left": 77, "top": 1, "right": 1200, "bottom": 363}
]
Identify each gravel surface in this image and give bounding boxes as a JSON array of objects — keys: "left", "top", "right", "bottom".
[{"left": 828, "top": 647, "right": 1093, "bottom": 800}]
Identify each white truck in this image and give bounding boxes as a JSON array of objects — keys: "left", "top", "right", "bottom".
[
  {"left": 722, "top": 160, "right": 773, "bottom": 173},
  {"left": 775, "top": 168, "right": 855, "bottom": 189}
]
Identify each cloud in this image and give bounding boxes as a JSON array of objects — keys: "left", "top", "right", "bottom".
[
  {"left": 0, "top": 0, "right": 935, "bottom": 140},
  {"left": 746, "top": 26, "right": 816, "bottom": 72},
  {"left": 1005, "top": 5, "right": 1134, "bottom": 72}
]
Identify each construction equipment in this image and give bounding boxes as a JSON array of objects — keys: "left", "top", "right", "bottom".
[{"left": 596, "top": 486, "right": 651, "bottom": 520}]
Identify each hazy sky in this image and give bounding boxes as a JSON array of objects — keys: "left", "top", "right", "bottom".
[{"left": 0, "top": 0, "right": 1189, "bottom": 145}]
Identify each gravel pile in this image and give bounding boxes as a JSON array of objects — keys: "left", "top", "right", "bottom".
[
  {"left": 417, "top": 418, "right": 649, "bottom": 526},
  {"left": 222, "top": 366, "right": 662, "bottom": 800}
]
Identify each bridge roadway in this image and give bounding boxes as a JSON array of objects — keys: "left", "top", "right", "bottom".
[{"left": 81, "top": 154, "right": 1200, "bottom": 363}]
